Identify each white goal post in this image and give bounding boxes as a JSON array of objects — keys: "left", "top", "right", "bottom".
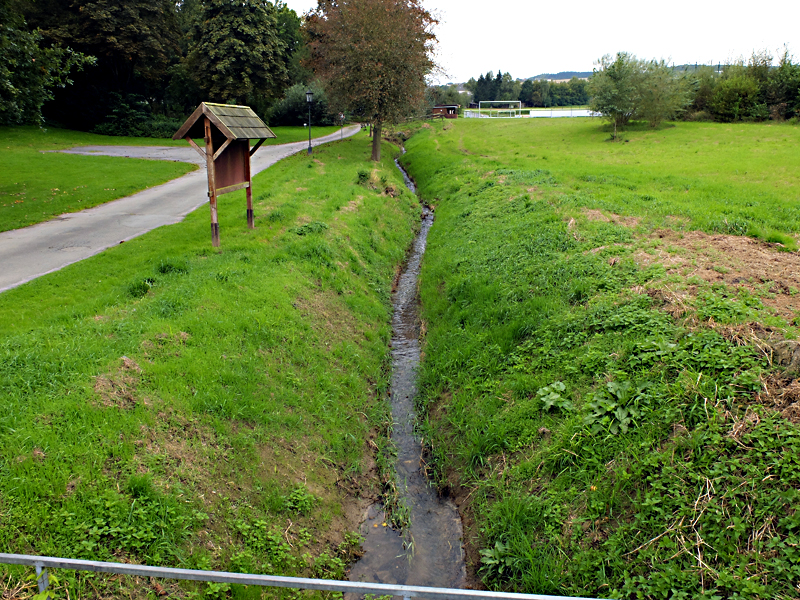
[{"left": 464, "top": 101, "right": 522, "bottom": 119}]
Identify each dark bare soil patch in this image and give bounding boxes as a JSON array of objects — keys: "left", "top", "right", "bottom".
[{"left": 636, "top": 229, "right": 800, "bottom": 323}]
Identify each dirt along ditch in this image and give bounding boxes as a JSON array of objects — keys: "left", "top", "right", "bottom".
[
  {"left": 347, "top": 155, "right": 467, "bottom": 587},
  {"left": 578, "top": 208, "right": 800, "bottom": 424}
]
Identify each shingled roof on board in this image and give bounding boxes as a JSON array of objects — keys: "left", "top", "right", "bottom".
[{"left": 172, "top": 102, "right": 276, "bottom": 141}]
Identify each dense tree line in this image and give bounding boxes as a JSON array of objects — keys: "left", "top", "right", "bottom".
[
  {"left": 463, "top": 71, "right": 589, "bottom": 107},
  {"left": 591, "top": 50, "right": 800, "bottom": 130},
  {"left": 465, "top": 70, "right": 519, "bottom": 104},
  {"left": 1, "top": 0, "right": 314, "bottom": 134},
  {"left": 519, "top": 77, "right": 588, "bottom": 107}
]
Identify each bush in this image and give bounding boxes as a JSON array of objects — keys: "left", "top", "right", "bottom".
[
  {"left": 709, "top": 75, "right": 760, "bottom": 122},
  {"left": 683, "top": 109, "right": 713, "bottom": 121},
  {"left": 92, "top": 92, "right": 184, "bottom": 138},
  {"left": 268, "top": 82, "right": 336, "bottom": 126}
]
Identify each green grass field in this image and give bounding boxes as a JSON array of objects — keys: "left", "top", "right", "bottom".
[
  {"left": 402, "top": 118, "right": 800, "bottom": 597},
  {"left": 0, "top": 126, "right": 344, "bottom": 232},
  {"left": 441, "top": 118, "right": 800, "bottom": 245},
  {"left": 4, "top": 115, "right": 800, "bottom": 598},
  {"left": 0, "top": 130, "right": 417, "bottom": 598}
]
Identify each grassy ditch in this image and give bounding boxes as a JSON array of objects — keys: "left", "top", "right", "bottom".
[
  {"left": 0, "top": 131, "right": 418, "bottom": 598},
  {"left": 0, "top": 126, "right": 343, "bottom": 232},
  {"left": 402, "top": 118, "right": 800, "bottom": 598}
]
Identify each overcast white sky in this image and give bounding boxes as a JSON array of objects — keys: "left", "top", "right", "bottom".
[{"left": 281, "top": 0, "right": 799, "bottom": 83}]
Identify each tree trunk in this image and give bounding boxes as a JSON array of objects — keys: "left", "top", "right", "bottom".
[{"left": 371, "top": 120, "right": 382, "bottom": 161}]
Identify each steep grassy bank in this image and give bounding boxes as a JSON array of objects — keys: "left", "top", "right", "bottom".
[
  {"left": 402, "top": 119, "right": 800, "bottom": 598},
  {"left": 0, "top": 132, "right": 418, "bottom": 598}
]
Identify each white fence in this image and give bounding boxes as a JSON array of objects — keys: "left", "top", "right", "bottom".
[{"left": 464, "top": 108, "right": 599, "bottom": 119}]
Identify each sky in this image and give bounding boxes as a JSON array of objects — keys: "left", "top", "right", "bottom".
[{"left": 281, "top": 0, "right": 799, "bottom": 83}]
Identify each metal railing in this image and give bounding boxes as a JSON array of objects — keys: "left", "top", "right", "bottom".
[{"left": 0, "top": 553, "right": 606, "bottom": 600}]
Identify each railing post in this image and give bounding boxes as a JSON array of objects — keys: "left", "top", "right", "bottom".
[{"left": 34, "top": 561, "right": 50, "bottom": 596}]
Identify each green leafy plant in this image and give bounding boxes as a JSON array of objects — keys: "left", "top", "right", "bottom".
[
  {"left": 284, "top": 486, "right": 318, "bottom": 513},
  {"left": 203, "top": 582, "right": 231, "bottom": 599},
  {"left": 291, "top": 221, "right": 329, "bottom": 236},
  {"left": 127, "top": 277, "right": 155, "bottom": 298},
  {"left": 27, "top": 572, "right": 59, "bottom": 600},
  {"left": 536, "top": 381, "right": 573, "bottom": 412},
  {"left": 583, "top": 380, "right": 647, "bottom": 435},
  {"left": 479, "top": 540, "right": 513, "bottom": 578}
]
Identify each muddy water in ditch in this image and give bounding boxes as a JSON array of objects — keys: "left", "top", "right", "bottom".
[{"left": 347, "top": 158, "right": 466, "bottom": 587}]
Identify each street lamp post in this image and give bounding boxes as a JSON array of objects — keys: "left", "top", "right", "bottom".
[{"left": 306, "top": 90, "right": 313, "bottom": 155}]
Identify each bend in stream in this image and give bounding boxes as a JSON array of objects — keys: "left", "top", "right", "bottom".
[{"left": 347, "top": 155, "right": 466, "bottom": 588}]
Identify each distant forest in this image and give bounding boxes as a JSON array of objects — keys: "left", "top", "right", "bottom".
[
  {"left": 458, "top": 71, "right": 590, "bottom": 108},
  {"left": 429, "top": 71, "right": 593, "bottom": 110}
]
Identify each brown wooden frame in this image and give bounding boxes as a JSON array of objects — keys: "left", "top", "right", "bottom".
[{"left": 173, "top": 103, "right": 275, "bottom": 247}]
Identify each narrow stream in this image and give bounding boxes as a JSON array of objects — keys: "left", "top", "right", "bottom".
[{"left": 347, "top": 157, "right": 466, "bottom": 587}]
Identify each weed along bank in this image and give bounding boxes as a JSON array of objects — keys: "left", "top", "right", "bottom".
[{"left": 174, "top": 102, "right": 276, "bottom": 246}]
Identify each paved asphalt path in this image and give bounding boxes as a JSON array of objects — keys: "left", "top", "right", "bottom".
[{"left": 0, "top": 125, "right": 361, "bottom": 292}]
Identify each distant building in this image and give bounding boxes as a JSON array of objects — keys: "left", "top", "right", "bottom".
[{"left": 433, "top": 105, "right": 460, "bottom": 119}]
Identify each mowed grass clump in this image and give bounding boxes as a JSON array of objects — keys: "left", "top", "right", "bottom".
[
  {"left": 403, "top": 119, "right": 800, "bottom": 598},
  {"left": 0, "top": 125, "right": 345, "bottom": 232},
  {"left": 0, "top": 132, "right": 419, "bottom": 598}
]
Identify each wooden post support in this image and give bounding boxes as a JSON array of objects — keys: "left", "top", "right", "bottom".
[
  {"left": 173, "top": 103, "right": 275, "bottom": 247},
  {"left": 245, "top": 141, "right": 254, "bottom": 229},
  {"left": 204, "top": 117, "right": 220, "bottom": 247}
]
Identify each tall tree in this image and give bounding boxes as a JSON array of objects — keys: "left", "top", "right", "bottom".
[
  {"left": 473, "top": 73, "right": 490, "bottom": 103},
  {"left": 464, "top": 76, "right": 477, "bottom": 98},
  {"left": 0, "top": 0, "right": 93, "bottom": 125},
  {"left": 497, "top": 71, "right": 519, "bottom": 101},
  {"left": 518, "top": 79, "right": 534, "bottom": 106},
  {"left": 16, "top": 0, "right": 180, "bottom": 128},
  {"left": 637, "top": 60, "right": 690, "bottom": 127},
  {"left": 274, "top": 2, "right": 310, "bottom": 86},
  {"left": 306, "top": 0, "right": 438, "bottom": 161},
  {"left": 187, "top": 0, "right": 288, "bottom": 104},
  {"left": 768, "top": 49, "right": 800, "bottom": 119},
  {"left": 531, "top": 79, "right": 550, "bottom": 107},
  {"left": 588, "top": 52, "right": 640, "bottom": 133},
  {"left": 21, "top": 0, "right": 179, "bottom": 93},
  {"left": 491, "top": 70, "right": 502, "bottom": 100}
]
